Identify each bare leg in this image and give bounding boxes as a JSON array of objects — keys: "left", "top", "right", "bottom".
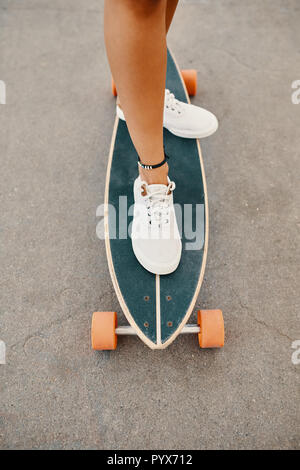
[
  {"left": 104, "top": 0, "right": 168, "bottom": 184},
  {"left": 116, "top": 0, "right": 178, "bottom": 106},
  {"left": 166, "top": 0, "right": 179, "bottom": 33}
]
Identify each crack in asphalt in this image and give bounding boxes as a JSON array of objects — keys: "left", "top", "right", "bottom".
[{"left": 232, "top": 288, "right": 294, "bottom": 342}]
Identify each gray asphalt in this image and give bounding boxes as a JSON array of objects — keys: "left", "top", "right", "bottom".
[{"left": 0, "top": 0, "right": 299, "bottom": 450}]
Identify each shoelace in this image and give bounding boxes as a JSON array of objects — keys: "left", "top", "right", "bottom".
[
  {"left": 165, "top": 89, "right": 182, "bottom": 115},
  {"left": 141, "top": 181, "right": 176, "bottom": 228}
]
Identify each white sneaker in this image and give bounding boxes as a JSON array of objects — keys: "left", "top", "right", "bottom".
[
  {"left": 117, "top": 88, "right": 218, "bottom": 139},
  {"left": 131, "top": 176, "right": 182, "bottom": 275}
]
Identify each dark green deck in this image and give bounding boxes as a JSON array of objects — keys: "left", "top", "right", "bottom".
[{"left": 107, "top": 49, "right": 206, "bottom": 348}]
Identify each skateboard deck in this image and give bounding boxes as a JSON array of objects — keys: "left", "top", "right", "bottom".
[{"left": 91, "top": 49, "right": 224, "bottom": 351}]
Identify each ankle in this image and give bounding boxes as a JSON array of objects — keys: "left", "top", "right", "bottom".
[{"left": 139, "top": 163, "right": 169, "bottom": 185}]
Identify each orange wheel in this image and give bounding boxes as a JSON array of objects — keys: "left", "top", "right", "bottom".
[
  {"left": 181, "top": 69, "right": 197, "bottom": 96},
  {"left": 91, "top": 311, "right": 117, "bottom": 350},
  {"left": 111, "top": 78, "right": 117, "bottom": 97},
  {"left": 198, "top": 310, "right": 224, "bottom": 348}
]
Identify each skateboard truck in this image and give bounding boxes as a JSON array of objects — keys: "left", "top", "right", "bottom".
[
  {"left": 115, "top": 324, "right": 200, "bottom": 335},
  {"left": 91, "top": 310, "right": 224, "bottom": 351}
]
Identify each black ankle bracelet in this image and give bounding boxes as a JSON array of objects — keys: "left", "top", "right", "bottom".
[{"left": 138, "top": 153, "right": 169, "bottom": 170}]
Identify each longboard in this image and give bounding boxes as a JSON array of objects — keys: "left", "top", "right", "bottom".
[{"left": 91, "top": 49, "right": 224, "bottom": 350}]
